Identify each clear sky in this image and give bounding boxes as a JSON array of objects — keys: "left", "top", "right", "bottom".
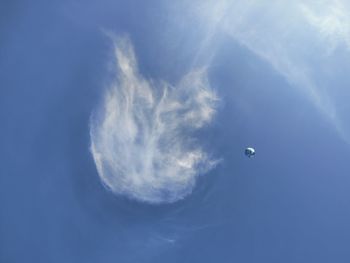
[{"left": 1, "top": 1, "right": 350, "bottom": 262}]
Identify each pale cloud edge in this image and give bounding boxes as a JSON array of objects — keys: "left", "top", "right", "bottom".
[{"left": 90, "top": 36, "right": 219, "bottom": 204}]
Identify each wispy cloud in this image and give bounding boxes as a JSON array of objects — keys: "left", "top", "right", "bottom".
[
  {"left": 194, "top": 0, "right": 350, "bottom": 141},
  {"left": 301, "top": 0, "right": 350, "bottom": 52},
  {"left": 90, "top": 37, "right": 218, "bottom": 204}
]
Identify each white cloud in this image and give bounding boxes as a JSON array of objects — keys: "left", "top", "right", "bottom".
[
  {"left": 193, "top": 0, "right": 350, "bottom": 141},
  {"left": 90, "top": 37, "right": 218, "bottom": 204},
  {"left": 301, "top": 0, "right": 350, "bottom": 52}
]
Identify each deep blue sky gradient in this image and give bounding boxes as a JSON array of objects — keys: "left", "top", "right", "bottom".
[{"left": 1, "top": 1, "right": 350, "bottom": 262}]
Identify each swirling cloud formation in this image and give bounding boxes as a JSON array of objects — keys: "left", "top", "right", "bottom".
[{"left": 90, "top": 37, "right": 218, "bottom": 204}]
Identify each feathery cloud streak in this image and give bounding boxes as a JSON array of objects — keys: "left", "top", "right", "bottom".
[
  {"left": 90, "top": 37, "right": 218, "bottom": 204},
  {"left": 194, "top": 0, "right": 350, "bottom": 141}
]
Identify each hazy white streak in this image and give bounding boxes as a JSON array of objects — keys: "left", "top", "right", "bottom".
[{"left": 195, "top": 0, "right": 350, "bottom": 141}]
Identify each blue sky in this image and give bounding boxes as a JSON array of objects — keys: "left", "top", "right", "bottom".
[{"left": 1, "top": 1, "right": 350, "bottom": 262}]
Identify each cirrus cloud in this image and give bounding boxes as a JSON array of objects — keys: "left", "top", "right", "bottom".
[
  {"left": 192, "top": 0, "right": 350, "bottom": 142},
  {"left": 90, "top": 37, "right": 218, "bottom": 204}
]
